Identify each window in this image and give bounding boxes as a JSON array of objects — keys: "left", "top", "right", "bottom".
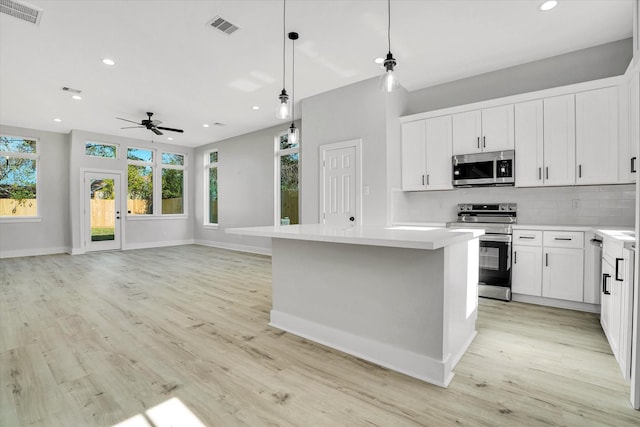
[
  {"left": 127, "top": 147, "right": 153, "bottom": 215},
  {"left": 0, "top": 135, "right": 38, "bottom": 217},
  {"left": 275, "top": 132, "right": 299, "bottom": 225},
  {"left": 161, "top": 152, "right": 185, "bottom": 215},
  {"left": 85, "top": 142, "right": 117, "bottom": 159},
  {"left": 205, "top": 150, "right": 218, "bottom": 225}
]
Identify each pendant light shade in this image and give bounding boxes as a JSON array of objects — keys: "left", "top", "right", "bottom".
[
  {"left": 288, "top": 31, "right": 300, "bottom": 145},
  {"left": 380, "top": 0, "right": 399, "bottom": 92},
  {"left": 277, "top": 0, "right": 291, "bottom": 119}
]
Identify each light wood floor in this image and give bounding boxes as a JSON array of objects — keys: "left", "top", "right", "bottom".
[{"left": 1, "top": 245, "right": 639, "bottom": 426}]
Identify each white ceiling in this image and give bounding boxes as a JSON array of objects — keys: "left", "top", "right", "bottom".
[{"left": 0, "top": 0, "right": 634, "bottom": 147}]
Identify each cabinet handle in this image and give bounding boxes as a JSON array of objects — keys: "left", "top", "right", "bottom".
[
  {"left": 545, "top": 167, "right": 549, "bottom": 180},
  {"left": 514, "top": 251, "right": 517, "bottom": 264},
  {"left": 477, "top": 137, "right": 480, "bottom": 149},
  {"left": 538, "top": 167, "right": 542, "bottom": 180},
  {"left": 603, "top": 273, "right": 611, "bottom": 295},
  {"left": 554, "top": 237, "right": 572, "bottom": 241},
  {"left": 545, "top": 253, "right": 548, "bottom": 267},
  {"left": 615, "top": 258, "right": 623, "bottom": 281},
  {"left": 483, "top": 136, "right": 486, "bottom": 148},
  {"left": 426, "top": 174, "right": 430, "bottom": 185},
  {"left": 632, "top": 157, "right": 637, "bottom": 174},
  {"left": 422, "top": 175, "right": 425, "bottom": 186},
  {"left": 519, "top": 236, "right": 535, "bottom": 240},
  {"left": 578, "top": 164, "right": 582, "bottom": 178}
]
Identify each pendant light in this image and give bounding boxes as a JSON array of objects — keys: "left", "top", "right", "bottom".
[
  {"left": 287, "top": 31, "right": 300, "bottom": 145},
  {"left": 381, "top": 0, "right": 399, "bottom": 92},
  {"left": 277, "top": 0, "right": 291, "bottom": 119}
]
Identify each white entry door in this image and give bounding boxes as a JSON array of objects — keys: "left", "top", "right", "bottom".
[
  {"left": 321, "top": 141, "right": 360, "bottom": 226},
  {"left": 84, "top": 172, "right": 122, "bottom": 251}
]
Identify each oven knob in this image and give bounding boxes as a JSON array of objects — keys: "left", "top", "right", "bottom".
[
  {"left": 500, "top": 205, "right": 506, "bottom": 210},
  {"left": 509, "top": 204, "right": 516, "bottom": 211}
]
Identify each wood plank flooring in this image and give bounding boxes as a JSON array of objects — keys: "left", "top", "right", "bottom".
[{"left": 1, "top": 245, "right": 639, "bottom": 426}]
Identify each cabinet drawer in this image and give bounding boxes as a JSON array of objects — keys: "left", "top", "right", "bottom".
[
  {"left": 543, "top": 231, "right": 584, "bottom": 248},
  {"left": 513, "top": 230, "right": 542, "bottom": 246}
]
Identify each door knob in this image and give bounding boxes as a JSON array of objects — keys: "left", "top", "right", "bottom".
[{"left": 349, "top": 216, "right": 355, "bottom": 222}]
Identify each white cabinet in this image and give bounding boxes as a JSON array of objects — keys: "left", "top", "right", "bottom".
[
  {"left": 543, "top": 94, "right": 576, "bottom": 186},
  {"left": 627, "top": 70, "right": 639, "bottom": 180},
  {"left": 576, "top": 87, "right": 619, "bottom": 185},
  {"left": 512, "top": 245, "right": 543, "bottom": 296},
  {"left": 514, "top": 100, "right": 544, "bottom": 187},
  {"left": 452, "top": 105, "right": 514, "bottom": 155},
  {"left": 542, "top": 247, "right": 584, "bottom": 302},
  {"left": 401, "top": 116, "right": 453, "bottom": 191}
]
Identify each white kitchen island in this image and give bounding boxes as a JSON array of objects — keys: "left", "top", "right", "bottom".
[{"left": 226, "top": 224, "right": 483, "bottom": 387}]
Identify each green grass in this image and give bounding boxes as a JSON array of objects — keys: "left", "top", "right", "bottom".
[{"left": 91, "top": 227, "right": 115, "bottom": 241}]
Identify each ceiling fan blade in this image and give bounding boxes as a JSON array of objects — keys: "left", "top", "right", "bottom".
[
  {"left": 121, "top": 126, "right": 144, "bottom": 129},
  {"left": 116, "top": 117, "right": 142, "bottom": 125},
  {"left": 151, "top": 128, "right": 163, "bottom": 136},
  {"left": 157, "top": 126, "right": 184, "bottom": 133}
]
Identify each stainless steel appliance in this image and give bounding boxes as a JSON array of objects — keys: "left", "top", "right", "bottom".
[
  {"left": 452, "top": 150, "right": 515, "bottom": 187},
  {"left": 447, "top": 203, "right": 517, "bottom": 301}
]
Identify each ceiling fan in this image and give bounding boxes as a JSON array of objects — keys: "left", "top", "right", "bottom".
[{"left": 117, "top": 112, "right": 184, "bottom": 136}]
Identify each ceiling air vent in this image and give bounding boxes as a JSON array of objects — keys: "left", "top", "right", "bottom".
[
  {"left": 0, "top": 0, "right": 43, "bottom": 25},
  {"left": 207, "top": 15, "right": 239, "bottom": 35}
]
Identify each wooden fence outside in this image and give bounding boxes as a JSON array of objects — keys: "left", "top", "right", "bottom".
[{"left": 0, "top": 199, "right": 37, "bottom": 216}]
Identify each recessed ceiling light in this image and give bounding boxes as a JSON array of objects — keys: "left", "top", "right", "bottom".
[
  {"left": 252, "top": 105, "right": 260, "bottom": 110},
  {"left": 71, "top": 95, "right": 82, "bottom": 100},
  {"left": 168, "top": 137, "right": 174, "bottom": 141},
  {"left": 539, "top": 1, "right": 558, "bottom": 11},
  {"left": 53, "top": 118, "right": 62, "bottom": 122},
  {"left": 203, "top": 124, "right": 210, "bottom": 128},
  {"left": 102, "top": 58, "right": 116, "bottom": 66},
  {"left": 374, "top": 57, "right": 384, "bottom": 64}
]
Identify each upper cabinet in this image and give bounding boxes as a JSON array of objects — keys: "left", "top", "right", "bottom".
[
  {"left": 626, "top": 70, "right": 639, "bottom": 181},
  {"left": 575, "top": 87, "right": 619, "bottom": 185},
  {"left": 401, "top": 116, "right": 453, "bottom": 191},
  {"left": 452, "top": 105, "right": 514, "bottom": 155}
]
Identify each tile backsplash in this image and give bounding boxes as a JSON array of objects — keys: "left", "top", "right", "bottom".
[{"left": 392, "top": 184, "right": 636, "bottom": 227}]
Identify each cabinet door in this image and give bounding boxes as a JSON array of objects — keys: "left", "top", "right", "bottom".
[
  {"left": 576, "top": 87, "right": 618, "bottom": 185},
  {"left": 601, "top": 260, "right": 612, "bottom": 337},
  {"left": 542, "top": 247, "right": 584, "bottom": 302},
  {"left": 425, "top": 115, "right": 453, "bottom": 190},
  {"left": 401, "top": 121, "right": 427, "bottom": 191},
  {"left": 618, "top": 248, "right": 635, "bottom": 380},
  {"left": 629, "top": 71, "right": 639, "bottom": 180},
  {"left": 512, "top": 245, "right": 542, "bottom": 296},
  {"left": 481, "top": 104, "right": 514, "bottom": 152},
  {"left": 452, "top": 110, "right": 481, "bottom": 155},
  {"left": 515, "top": 100, "right": 544, "bottom": 187},
  {"left": 543, "top": 94, "right": 576, "bottom": 186}
]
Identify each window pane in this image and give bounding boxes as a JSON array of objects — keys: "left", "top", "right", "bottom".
[
  {"left": 127, "top": 147, "right": 153, "bottom": 162},
  {"left": 280, "top": 133, "right": 298, "bottom": 150},
  {"left": 209, "top": 166, "right": 218, "bottom": 224},
  {"left": 280, "top": 153, "right": 298, "bottom": 224},
  {"left": 0, "top": 136, "right": 36, "bottom": 153},
  {"left": 162, "top": 169, "right": 184, "bottom": 214},
  {"left": 0, "top": 157, "right": 37, "bottom": 216},
  {"left": 162, "top": 152, "right": 184, "bottom": 166},
  {"left": 86, "top": 142, "right": 117, "bottom": 158},
  {"left": 127, "top": 165, "right": 153, "bottom": 214},
  {"left": 209, "top": 151, "right": 218, "bottom": 163}
]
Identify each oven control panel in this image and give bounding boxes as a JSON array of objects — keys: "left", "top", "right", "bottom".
[{"left": 457, "top": 203, "right": 517, "bottom": 213}]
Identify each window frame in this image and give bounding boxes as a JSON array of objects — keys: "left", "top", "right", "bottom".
[
  {"left": 0, "top": 134, "right": 40, "bottom": 220},
  {"left": 160, "top": 151, "right": 187, "bottom": 216},
  {"left": 204, "top": 148, "right": 219, "bottom": 228},
  {"left": 274, "top": 131, "right": 300, "bottom": 225},
  {"left": 126, "top": 147, "right": 155, "bottom": 216},
  {"left": 84, "top": 141, "right": 119, "bottom": 159}
]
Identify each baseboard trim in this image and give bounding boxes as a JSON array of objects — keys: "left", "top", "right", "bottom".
[
  {"left": 0, "top": 246, "right": 71, "bottom": 259},
  {"left": 512, "top": 293, "right": 600, "bottom": 313},
  {"left": 195, "top": 239, "right": 272, "bottom": 256},
  {"left": 123, "top": 239, "right": 196, "bottom": 251},
  {"left": 269, "top": 310, "right": 451, "bottom": 388}
]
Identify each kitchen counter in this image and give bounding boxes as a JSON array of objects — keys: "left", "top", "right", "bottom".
[{"left": 226, "top": 224, "right": 482, "bottom": 387}]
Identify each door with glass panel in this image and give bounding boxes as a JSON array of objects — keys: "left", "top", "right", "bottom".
[{"left": 85, "top": 172, "right": 121, "bottom": 251}]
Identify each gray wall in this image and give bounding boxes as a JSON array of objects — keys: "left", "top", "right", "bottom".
[
  {"left": 0, "top": 125, "right": 71, "bottom": 257},
  {"left": 406, "top": 38, "right": 633, "bottom": 115},
  {"left": 193, "top": 121, "right": 293, "bottom": 253}
]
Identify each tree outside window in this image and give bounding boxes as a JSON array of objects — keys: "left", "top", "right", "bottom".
[{"left": 0, "top": 136, "right": 37, "bottom": 217}]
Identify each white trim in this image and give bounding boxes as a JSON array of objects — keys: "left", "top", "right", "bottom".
[
  {"left": 0, "top": 216, "right": 42, "bottom": 223},
  {"left": 511, "top": 293, "right": 600, "bottom": 313},
  {"left": 0, "top": 246, "right": 71, "bottom": 259},
  {"left": 318, "top": 139, "right": 363, "bottom": 225},
  {"left": 400, "top": 76, "right": 624, "bottom": 123},
  {"left": 123, "top": 239, "right": 196, "bottom": 251},
  {"left": 125, "top": 214, "right": 189, "bottom": 221},
  {"left": 195, "top": 239, "right": 271, "bottom": 256},
  {"left": 269, "top": 310, "right": 454, "bottom": 388}
]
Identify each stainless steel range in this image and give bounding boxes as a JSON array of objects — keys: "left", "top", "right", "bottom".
[{"left": 447, "top": 203, "right": 517, "bottom": 301}]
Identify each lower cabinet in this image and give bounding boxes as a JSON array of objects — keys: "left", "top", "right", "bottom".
[{"left": 512, "top": 229, "right": 584, "bottom": 302}]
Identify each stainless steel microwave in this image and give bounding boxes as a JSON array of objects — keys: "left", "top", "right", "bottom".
[{"left": 452, "top": 150, "right": 515, "bottom": 187}]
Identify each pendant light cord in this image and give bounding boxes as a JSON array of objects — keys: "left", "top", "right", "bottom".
[
  {"left": 291, "top": 37, "right": 295, "bottom": 122},
  {"left": 282, "top": 0, "right": 286, "bottom": 90},
  {"left": 387, "top": 0, "right": 391, "bottom": 54}
]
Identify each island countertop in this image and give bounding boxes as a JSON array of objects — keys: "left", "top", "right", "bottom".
[{"left": 226, "top": 224, "right": 484, "bottom": 250}]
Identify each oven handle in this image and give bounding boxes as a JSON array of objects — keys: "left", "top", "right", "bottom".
[{"left": 479, "top": 234, "right": 512, "bottom": 243}]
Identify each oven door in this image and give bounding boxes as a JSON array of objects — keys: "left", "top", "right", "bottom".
[{"left": 479, "top": 234, "right": 511, "bottom": 287}]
